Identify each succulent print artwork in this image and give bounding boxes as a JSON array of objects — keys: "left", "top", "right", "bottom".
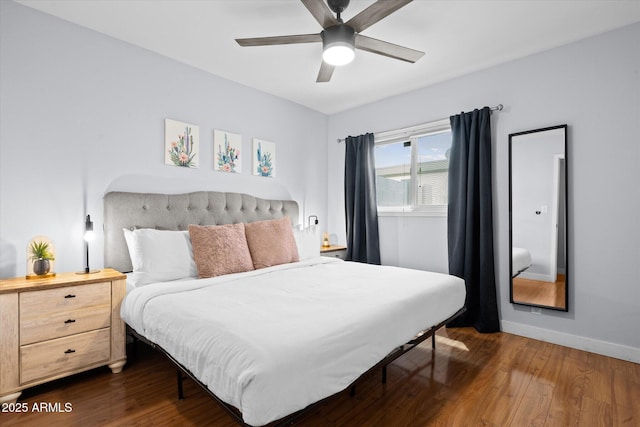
[
  {"left": 165, "top": 119, "right": 199, "bottom": 168},
  {"left": 214, "top": 130, "right": 241, "bottom": 173},
  {"left": 253, "top": 139, "right": 275, "bottom": 177}
]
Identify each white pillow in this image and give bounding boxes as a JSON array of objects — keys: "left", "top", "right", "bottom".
[
  {"left": 123, "top": 228, "right": 142, "bottom": 271},
  {"left": 123, "top": 228, "right": 197, "bottom": 286},
  {"left": 292, "top": 225, "right": 320, "bottom": 261}
]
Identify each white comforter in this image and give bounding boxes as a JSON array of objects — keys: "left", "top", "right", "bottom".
[{"left": 121, "top": 257, "right": 465, "bottom": 426}]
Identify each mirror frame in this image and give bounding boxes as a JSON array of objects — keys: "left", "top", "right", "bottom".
[{"left": 509, "top": 124, "right": 568, "bottom": 312}]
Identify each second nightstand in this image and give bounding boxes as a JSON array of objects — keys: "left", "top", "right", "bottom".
[{"left": 320, "top": 245, "right": 347, "bottom": 260}]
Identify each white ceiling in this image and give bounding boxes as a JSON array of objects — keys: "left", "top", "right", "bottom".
[{"left": 16, "top": 0, "right": 640, "bottom": 115}]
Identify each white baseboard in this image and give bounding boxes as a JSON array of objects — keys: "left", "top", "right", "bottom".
[{"left": 501, "top": 320, "right": 640, "bottom": 364}]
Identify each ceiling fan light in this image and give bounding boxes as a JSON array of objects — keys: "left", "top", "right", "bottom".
[
  {"left": 323, "top": 43, "right": 355, "bottom": 66},
  {"left": 322, "top": 24, "right": 356, "bottom": 66}
]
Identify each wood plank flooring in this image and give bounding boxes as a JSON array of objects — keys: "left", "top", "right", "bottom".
[
  {"left": 513, "top": 275, "right": 566, "bottom": 309},
  {"left": 2, "top": 327, "right": 638, "bottom": 426}
]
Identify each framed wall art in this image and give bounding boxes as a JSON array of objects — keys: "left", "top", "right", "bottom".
[
  {"left": 165, "top": 118, "right": 199, "bottom": 168},
  {"left": 214, "top": 130, "right": 241, "bottom": 173},
  {"left": 253, "top": 138, "right": 275, "bottom": 177}
]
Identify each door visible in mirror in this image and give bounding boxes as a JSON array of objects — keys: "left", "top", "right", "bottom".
[{"left": 509, "top": 125, "right": 568, "bottom": 311}]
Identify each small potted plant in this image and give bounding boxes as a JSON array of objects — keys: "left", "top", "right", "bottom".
[{"left": 29, "top": 240, "right": 55, "bottom": 275}]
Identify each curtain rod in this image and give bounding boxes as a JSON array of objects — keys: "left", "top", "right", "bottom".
[{"left": 337, "top": 104, "right": 503, "bottom": 143}]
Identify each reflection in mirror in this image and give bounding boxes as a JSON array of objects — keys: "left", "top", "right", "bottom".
[{"left": 509, "top": 125, "right": 568, "bottom": 311}]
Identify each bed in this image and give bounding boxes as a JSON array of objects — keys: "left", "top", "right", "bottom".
[
  {"left": 512, "top": 247, "right": 532, "bottom": 277},
  {"left": 104, "top": 191, "right": 466, "bottom": 426}
]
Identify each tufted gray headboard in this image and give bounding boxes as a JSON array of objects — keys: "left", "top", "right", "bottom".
[{"left": 104, "top": 191, "right": 299, "bottom": 273}]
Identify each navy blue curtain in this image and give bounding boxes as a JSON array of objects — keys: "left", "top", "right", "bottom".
[
  {"left": 344, "top": 133, "right": 381, "bottom": 264},
  {"left": 447, "top": 108, "right": 500, "bottom": 333}
]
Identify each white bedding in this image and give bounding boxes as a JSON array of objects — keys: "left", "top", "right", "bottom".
[
  {"left": 512, "top": 247, "right": 532, "bottom": 277},
  {"left": 121, "top": 257, "right": 465, "bottom": 426}
]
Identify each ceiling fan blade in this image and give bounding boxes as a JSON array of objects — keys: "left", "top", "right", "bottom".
[
  {"left": 355, "top": 34, "right": 424, "bottom": 63},
  {"left": 236, "top": 33, "right": 321, "bottom": 47},
  {"left": 301, "top": 0, "right": 339, "bottom": 29},
  {"left": 316, "top": 61, "right": 335, "bottom": 82},
  {"left": 346, "top": 0, "right": 413, "bottom": 33}
]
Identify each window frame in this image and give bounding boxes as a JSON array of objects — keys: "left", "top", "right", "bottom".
[{"left": 375, "top": 118, "right": 451, "bottom": 217}]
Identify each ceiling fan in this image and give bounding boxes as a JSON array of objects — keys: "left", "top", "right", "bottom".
[{"left": 235, "top": 0, "right": 425, "bottom": 83}]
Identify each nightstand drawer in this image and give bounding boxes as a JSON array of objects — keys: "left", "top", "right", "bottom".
[
  {"left": 20, "top": 304, "right": 111, "bottom": 345},
  {"left": 324, "top": 250, "right": 346, "bottom": 260},
  {"left": 21, "top": 328, "right": 111, "bottom": 384},
  {"left": 20, "top": 282, "right": 111, "bottom": 320}
]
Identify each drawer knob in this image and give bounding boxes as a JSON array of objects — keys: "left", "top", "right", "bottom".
[
  {"left": 64, "top": 349, "right": 76, "bottom": 354},
  {"left": 64, "top": 294, "right": 76, "bottom": 299},
  {"left": 64, "top": 319, "right": 76, "bottom": 324}
]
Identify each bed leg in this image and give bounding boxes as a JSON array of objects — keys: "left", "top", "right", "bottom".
[
  {"left": 432, "top": 333, "right": 436, "bottom": 350},
  {"left": 131, "top": 334, "right": 138, "bottom": 359},
  {"left": 382, "top": 365, "right": 387, "bottom": 384},
  {"left": 177, "top": 369, "right": 185, "bottom": 400}
]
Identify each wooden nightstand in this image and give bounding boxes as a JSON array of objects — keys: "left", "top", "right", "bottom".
[
  {"left": 320, "top": 245, "right": 347, "bottom": 260},
  {"left": 0, "top": 268, "right": 127, "bottom": 403}
]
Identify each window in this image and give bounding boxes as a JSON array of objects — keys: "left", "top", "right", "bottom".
[{"left": 374, "top": 119, "right": 452, "bottom": 216}]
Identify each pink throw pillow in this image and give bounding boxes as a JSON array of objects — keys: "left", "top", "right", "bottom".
[
  {"left": 188, "top": 223, "right": 254, "bottom": 278},
  {"left": 244, "top": 217, "right": 299, "bottom": 269}
]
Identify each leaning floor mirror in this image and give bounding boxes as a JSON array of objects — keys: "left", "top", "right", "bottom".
[{"left": 509, "top": 124, "right": 568, "bottom": 311}]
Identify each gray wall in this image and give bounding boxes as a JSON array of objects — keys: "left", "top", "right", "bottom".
[
  {"left": 0, "top": 1, "right": 328, "bottom": 278},
  {"left": 327, "top": 23, "right": 640, "bottom": 359}
]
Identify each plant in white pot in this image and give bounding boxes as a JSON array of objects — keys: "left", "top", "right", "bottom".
[{"left": 29, "top": 241, "right": 55, "bottom": 275}]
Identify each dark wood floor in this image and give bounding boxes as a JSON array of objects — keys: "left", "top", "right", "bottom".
[
  {"left": 513, "top": 274, "right": 566, "bottom": 309},
  {"left": 3, "top": 327, "right": 638, "bottom": 426}
]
